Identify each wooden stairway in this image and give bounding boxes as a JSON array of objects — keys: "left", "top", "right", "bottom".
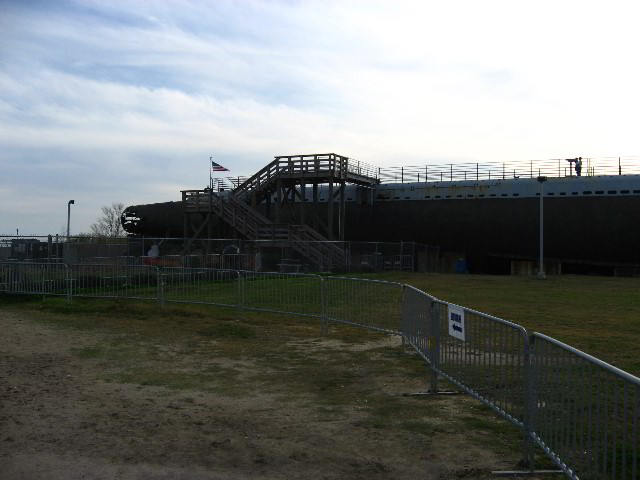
[{"left": 183, "top": 190, "right": 346, "bottom": 269}]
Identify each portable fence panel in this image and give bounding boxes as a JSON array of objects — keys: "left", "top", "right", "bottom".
[
  {"left": 240, "top": 271, "right": 323, "bottom": 318},
  {"left": 81, "top": 256, "right": 140, "bottom": 266},
  {"left": 432, "top": 300, "right": 529, "bottom": 428},
  {"left": 402, "top": 285, "right": 437, "bottom": 364},
  {"left": 160, "top": 268, "right": 239, "bottom": 307},
  {"left": 0, "top": 262, "right": 8, "bottom": 292},
  {"left": 0, "top": 262, "right": 68, "bottom": 296},
  {"left": 530, "top": 333, "right": 640, "bottom": 480},
  {"left": 69, "top": 264, "right": 158, "bottom": 300},
  {"left": 221, "top": 254, "right": 256, "bottom": 271},
  {"left": 324, "top": 276, "right": 403, "bottom": 334}
]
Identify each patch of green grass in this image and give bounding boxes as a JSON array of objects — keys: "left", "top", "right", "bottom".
[
  {"left": 397, "top": 419, "right": 440, "bottom": 435},
  {"left": 461, "top": 413, "right": 512, "bottom": 436},
  {"left": 197, "top": 323, "right": 256, "bottom": 339},
  {"left": 0, "top": 294, "right": 44, "bottom": 306},
  {"left": 71, "top": 346, "right": 104, "bottom": 358}
]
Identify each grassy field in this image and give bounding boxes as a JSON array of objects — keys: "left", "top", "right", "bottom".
[
  {"left": 4, "top": 269, "right": 638, "bottom": 373},
  {"left": 355, "top": 272, "right": 640, "bottom": 375}
]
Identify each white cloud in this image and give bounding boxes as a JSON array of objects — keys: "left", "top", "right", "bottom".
[{"left": 1, "top": 0, "right": 639, "bottom": 234}]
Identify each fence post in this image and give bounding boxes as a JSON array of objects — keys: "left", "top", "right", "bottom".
[
  {"left": 428, "top": 300, "right": 440, "bottom": 393},
  {"left": 320, "top": 276, "right": 328, "bottom": 334},
  {"left": 522, "top": 334, "right": 535, "bottom": 470},
  {"left": 156, "top": 267, "right": 164, "bottom": 306},
  {"left": 400, "top": 285, "right": 407, "bottom": 354},
  {"left": 236, "top": 270, "right": 245, "bottom": 315},
  {"left": 65, "top": 264, "right": 72, "bottom": 303}
]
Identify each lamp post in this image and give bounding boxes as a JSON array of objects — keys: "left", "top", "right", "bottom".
[
  {"left": 67, "top": 200, "right": 75, "bottom": 240},
  {"left": 536, "top": 177, "right": 547, "bottom": 279}
]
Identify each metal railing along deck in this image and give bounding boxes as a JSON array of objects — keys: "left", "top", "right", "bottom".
[{"left": 377, "top": 156, "right": 640, "bottom": 184}]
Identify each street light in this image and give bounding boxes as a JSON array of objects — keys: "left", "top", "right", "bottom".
[
  {"left": 536, "top": 177, "right": 547, "bottom": 279},
  {"left": 67, "top": 200, "right": 75, "bottom": 240}
]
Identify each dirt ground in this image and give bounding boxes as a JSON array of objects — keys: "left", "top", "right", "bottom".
[{"left": 0, "top": 308, "right": 545, "bottom": 480}]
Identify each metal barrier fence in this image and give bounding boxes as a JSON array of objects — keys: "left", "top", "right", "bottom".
[
  {"left": 433, "top": 298, "right": 530, "bottom": 432},
  {"left": 0, "top": 262, "right": 69, "bottom": 298},
  {"left": 160, "top": 267, "right": 239, "bottom": 308},
  {"left": 2, "top": 261, "right": 639, "bottom": 478},
  {"left": 324, "top": 276, "right": 404, "bottom": 334},
  {"left": 530, "top": 333, "right": 640, "bottom": 480},
  {"left": 402, "top": 285, "right": 533, "bottom": 464},
  {"left": 240, "top": 271, "right": 324, "bottom": 318},
  {"left": 68, "top": 264, "right": 160, "bottom": 301},
  {"left": 80, "top": 254, "right": 259, "bottom": 270}
]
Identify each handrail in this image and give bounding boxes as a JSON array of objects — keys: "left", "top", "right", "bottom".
[
  {"left": 377, "top": 156, "right": 640, "bottom": 184},
  {"left": 211, "top": 155, "right": 640, "bottom": 194},
  {"left": 183, "top": 190, "right": 346, "bottom": 268},
  {"left": 232, "top": 153, "right": 379, "bottom": 200}
]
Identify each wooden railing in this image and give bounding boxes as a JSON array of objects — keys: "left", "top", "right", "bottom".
[
  {"left": 232, "top": 153, "right": 379, "bottom": 201},
  {"left": 183, "top": 190, "right": 345, "bottom": 268}
]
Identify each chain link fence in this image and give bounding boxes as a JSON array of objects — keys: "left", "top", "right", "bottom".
[
  {"left": 1, "top": 236, "right": 448, "bottom": 273},
  {"left": 2, "top": 261, "right": 638, "bottom": 479}
]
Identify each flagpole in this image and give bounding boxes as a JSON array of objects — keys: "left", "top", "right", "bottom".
[{"left": 209, "top": 156, "right": 213, "bottom": 190}]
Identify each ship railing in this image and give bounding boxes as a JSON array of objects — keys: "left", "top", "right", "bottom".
[{"left": 378, "top": 156, "right": 640, "bottom": 184}]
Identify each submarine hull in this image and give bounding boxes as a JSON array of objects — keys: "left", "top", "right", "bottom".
[{"left": 122, "top": 176, "right": 640, "bottom": 273}]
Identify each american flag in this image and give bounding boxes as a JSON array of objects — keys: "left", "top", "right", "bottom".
[{"left": 211, "top": 160, "right": 229, "bottom": 172}]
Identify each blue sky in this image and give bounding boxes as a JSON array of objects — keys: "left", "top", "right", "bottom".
[{"left": 1, "top": 0, "right": 639, "bottom": 235}]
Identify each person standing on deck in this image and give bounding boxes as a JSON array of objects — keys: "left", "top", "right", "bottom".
[{"left": 575, "top": 157, "right": 583, "bottom": 176}]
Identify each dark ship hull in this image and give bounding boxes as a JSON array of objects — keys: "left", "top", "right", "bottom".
[{"left": 122, "top": 175, "right": 640, "bottom": 273}]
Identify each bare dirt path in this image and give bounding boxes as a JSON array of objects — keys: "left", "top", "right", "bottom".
[{"left": 0, "top": 309, "right": 540, "bottom": 479}]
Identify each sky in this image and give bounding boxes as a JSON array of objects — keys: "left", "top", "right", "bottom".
[{"left": 1, "top": 0, "right": 639, "bottom": 235}]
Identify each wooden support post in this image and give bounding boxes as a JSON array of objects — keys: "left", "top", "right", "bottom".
[
  {"left": 265, "top": 195, "right": 271, "bottom": 220},
  {"left": 339, "top": 181, "right": 346, "bottom": 241},
  {"left": 313, "top": 183, "right": 319, "bottom": 231},
  {"left": 300, "top": 181, "right": 306, "bottom": 225},
  {"left": 276, "top": 179, "right": 282, "bottom": 223},
  {"left": 182, "top": 191, "right": 189, "bottom": 247},
  {"left": 206, "top": 211, "right": 213, "bottom": 255},
  {"left": 328, "top": 180, "right": 334, "bottom": 240}
]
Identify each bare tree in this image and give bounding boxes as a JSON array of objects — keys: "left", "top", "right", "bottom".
[{"left": 90, "top": 202, "right": 125, "bottom": 237}]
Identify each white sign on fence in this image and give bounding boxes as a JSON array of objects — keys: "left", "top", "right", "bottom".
[{"left": 448, "top": 304, "right": 466, "bottom": 341}]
